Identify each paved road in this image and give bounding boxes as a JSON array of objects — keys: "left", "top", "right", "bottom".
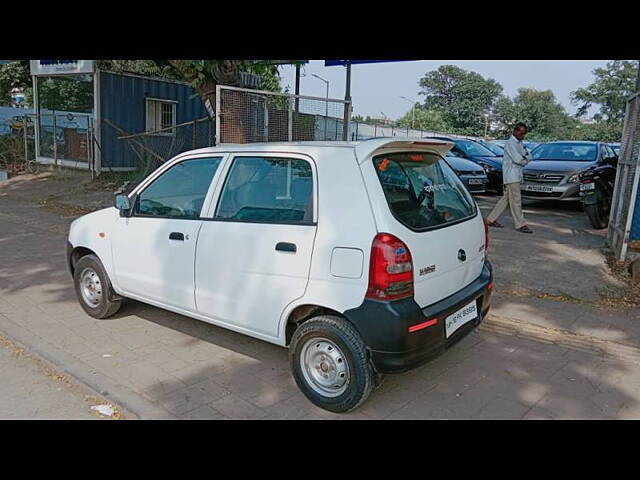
[{"left": 1, "top": 173, "right": 639, "bottom": 419}]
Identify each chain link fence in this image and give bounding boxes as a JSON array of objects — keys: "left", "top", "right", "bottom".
[
  {"left": 608, "top": 93, "right": 640, "bottom": 261},
  {"left": 0, "top": 111, "right": 36, "bottom": 178},
  {"left": 216, "top": 85, "right": 350, "bottom": 144}
]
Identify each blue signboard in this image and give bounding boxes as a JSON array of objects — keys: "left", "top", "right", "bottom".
[{"left": 324, "top": 60, "right": 411, "bottom": 66}]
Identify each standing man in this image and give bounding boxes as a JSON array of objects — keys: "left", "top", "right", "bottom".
[{"left": 486, "top": 123, "right": 533, "bottom": 233}]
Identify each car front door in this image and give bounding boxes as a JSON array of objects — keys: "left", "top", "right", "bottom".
[
  {"left": 111, "top": 156, "right": 224, "bottom": 311},
  {"left": 195, "top": 154, "right": 317, "bottom": 340}
]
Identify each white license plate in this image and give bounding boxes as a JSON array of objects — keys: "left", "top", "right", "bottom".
[
  {"left": 468, "top": 178, "right": 484, "bottom": 185},
  {"left": 445, "top": 301, "right": 478, "bottom": 338},
  {"left": 580, "top": 182, "right": 595, "bottom": 191},
  {"left": 523, "top": 184, "right": 553, "bottom": 193}
]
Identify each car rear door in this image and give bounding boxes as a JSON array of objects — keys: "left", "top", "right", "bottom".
[
  {"left": 194, "top": 153, "right": 317, "bottom": 339},
  {"left": 363, "top": 150, "right": 486, "bottom": 308}
]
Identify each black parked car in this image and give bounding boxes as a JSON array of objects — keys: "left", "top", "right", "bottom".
[{"left": 432, "top": 137, "right": 504, "bottom": 192}]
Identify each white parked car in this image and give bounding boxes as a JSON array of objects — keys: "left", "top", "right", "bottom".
[{"left": 67, "top": 138, "right": 494, "bottom": 412}]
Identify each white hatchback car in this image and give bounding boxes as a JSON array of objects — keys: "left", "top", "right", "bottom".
[{"left": 67, "top": 138, "right": 493, "bottom": 413}]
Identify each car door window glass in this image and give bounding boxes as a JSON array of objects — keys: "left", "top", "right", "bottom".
[
  {"left": 136, "top": 157, "right": 222, "bottom": 218},
  {"left": 216, "top": 156, "right": 313, "bottom": 224}
]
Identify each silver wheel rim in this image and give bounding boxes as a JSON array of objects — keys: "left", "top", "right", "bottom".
[
  {"left": 300, "top": 337, "right": 350, "bottom": 397},
  {"left": 79, "top": 267, "right": 103, "bottom": 308}
]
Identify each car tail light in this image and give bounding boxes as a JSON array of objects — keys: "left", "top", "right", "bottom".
[
  {"left": 366, "top": 233, "right": 414, "bottom": 301},
  {"left": 483, "top": 218, "right": 489, "bottom": 254}
]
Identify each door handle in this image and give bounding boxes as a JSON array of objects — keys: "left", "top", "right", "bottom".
[
  {"left": 275, "top": 242, "right": 296, "bottom": 253},
  {"left": 169, "top": 232, "right": 185, "bottom": 241}
]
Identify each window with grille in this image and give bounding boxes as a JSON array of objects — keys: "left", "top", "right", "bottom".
[{"left": 145, "top": 98, "right": 177, "bottom": 136}]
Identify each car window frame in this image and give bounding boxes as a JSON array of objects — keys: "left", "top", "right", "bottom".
[
  {"left": 129, "top": 154, "right": 228, "bottom": 221},
  {"left": 206, "top": 152, "right": 318, "bottom": 226}
]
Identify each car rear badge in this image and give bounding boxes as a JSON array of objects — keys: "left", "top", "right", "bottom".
[{"left": 420, "top": 265, "right": 436, "bottom": 276}]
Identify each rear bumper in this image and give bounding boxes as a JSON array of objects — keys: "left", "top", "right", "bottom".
[{"left": 344, "top": 261, "right": 493, "bottom": 374}]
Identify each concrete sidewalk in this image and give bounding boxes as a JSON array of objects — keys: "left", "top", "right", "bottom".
[
  {"left": 0, "top": 332, "right": 123, "bottom": 419},
  {"left": 1, "top": 172, "right": 639, "bottom": 419}
]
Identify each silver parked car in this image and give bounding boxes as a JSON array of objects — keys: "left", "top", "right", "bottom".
[{"left": 521, "top": 141, "right": 617, "bottom": 201}]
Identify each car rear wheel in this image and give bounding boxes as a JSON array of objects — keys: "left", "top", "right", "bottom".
[
  {"left": 290, "top": 315, "right": 375, "bottom": 413},
  {"left": 73, "top": 254, "right": 122, "bottom": 319}
]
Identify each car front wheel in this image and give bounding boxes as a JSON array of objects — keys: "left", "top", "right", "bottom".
[
  {"left": 290, "top": 315, "right": 375, "bottom": 413},
  {"left": 73, "top": 254, "right": 122, "bottom": 319}
]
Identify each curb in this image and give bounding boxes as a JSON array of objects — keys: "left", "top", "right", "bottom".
[
  {"left": 0, "top": 313, "right": 177, "bottom": 420},
  {"left": 483, "top": 313, "right": 640, "bottom": 366}
]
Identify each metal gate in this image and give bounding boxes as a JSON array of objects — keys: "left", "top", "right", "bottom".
[
  {"left": 608, "top": 92, "right": 640, "bottom": 261},
  {"left": 215, "top": 85, "right": 351, "bottom": 144}
]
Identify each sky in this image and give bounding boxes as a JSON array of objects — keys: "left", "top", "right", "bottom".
[{"left": 279, "top": 60, "right": 610, "bottom": 120}]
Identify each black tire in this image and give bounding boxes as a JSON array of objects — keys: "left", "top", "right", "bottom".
[
  {"left": 73, "top": 254, "right": 122, "bottom": 319},
  {"left": 585, "top": 203, "right": 608, "bottom": 229},
  {"left": 290, "top": 315, "right": 375, "bottom": 413}
]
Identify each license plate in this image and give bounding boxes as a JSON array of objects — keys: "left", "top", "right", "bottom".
[
  {"left": 523, "top": 184, "right": 553, "bottom": 193},
  {"left": 580, "top": 182, "right": 595, "bottom": 191},
  {"left": 468, "top": 178, "right": 484, "bottom": 185},
  {"left": 445, "top": 301, "right": 478, "bottom": 338}
]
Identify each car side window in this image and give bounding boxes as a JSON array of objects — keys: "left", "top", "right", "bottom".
[
  {"left": 215, "top": 156, "right": 314, "bottom": 224},
  {"left": 136, "top": 157, "right": 222, "bottom": 219}
]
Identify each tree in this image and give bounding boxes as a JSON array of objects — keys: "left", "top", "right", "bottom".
[
  {"left": 493, "top": 88, "right": 577, "bottom": 141},
  {"left": 418, "top": 65, "right": 503, "bottom": 135},
  {"left": 396, "top": 107, "right": 451, "bottom": 132},
  {"left": 570, "top": 60, "right": 638, "bottom": 124},
  {"left": 0, "top": 60, "right": 31, "bottom": 105}
]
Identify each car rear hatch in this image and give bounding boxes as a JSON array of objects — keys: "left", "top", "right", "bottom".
[{"left": 357, "top": 139, "right": 486, "bottom": 308}]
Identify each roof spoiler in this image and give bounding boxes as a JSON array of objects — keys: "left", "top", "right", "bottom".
[{"left": 354, "top": 138, "right": 454, "bottom": 164}]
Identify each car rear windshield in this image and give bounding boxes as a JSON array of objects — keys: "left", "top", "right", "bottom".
[
  {"left": 373, "top": 152, "right": 477, "bottom": 231},
  {"left": 532, "top": 143, "right": 597, "bottom": 161}
]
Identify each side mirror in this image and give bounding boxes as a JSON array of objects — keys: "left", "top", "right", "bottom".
[{"left": 115, "top": 194, "right": 133, "bottom": 217}]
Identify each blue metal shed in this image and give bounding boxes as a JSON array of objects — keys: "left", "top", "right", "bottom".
[{"left": 98, "top": 71, "right": 210, "bottom": 170}]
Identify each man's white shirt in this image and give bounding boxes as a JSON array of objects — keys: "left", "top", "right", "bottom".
[{"left": 502, "top": 135, "right": 531, "bottom": 185}]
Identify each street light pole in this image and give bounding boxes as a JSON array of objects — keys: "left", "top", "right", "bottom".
[{"left": 400, "top": 96, "right": 417, "bottom": 130}]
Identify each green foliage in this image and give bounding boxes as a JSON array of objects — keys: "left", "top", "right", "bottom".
[
  {"left": 396, "top": 107, "right": 452, "bottom": 132},
  {"left": 37, "top": 75, "right": 94, "bottom": 112},
  {"left": 570, "top": 60, "right": 638, "bottom": 123},
  {"left": 418, "top": 65, "right": 503, "bottom": 135},
  {"left": 0, "top": 60, "right": 31, "bottom": 106},
  {"left": 569, "top": 121, "right": 623, "bottom": 143},
  {"left": 492, "top": 88, "right": 577, "bottom": 141}
]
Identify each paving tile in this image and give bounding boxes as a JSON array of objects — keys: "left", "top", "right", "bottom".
[
  {"left": 180, "top": 405, "right": 228, "bottom": 420},
  {"left": 209, "top": 393, "right": 268, "bottom": 420},
  {"left": 475, "top": 396, "right": 531, "bottom": 419}
]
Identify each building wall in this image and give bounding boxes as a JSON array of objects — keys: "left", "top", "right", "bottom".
[{"left": 99, "top": 71, "right": 209, "bottom": 169}]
